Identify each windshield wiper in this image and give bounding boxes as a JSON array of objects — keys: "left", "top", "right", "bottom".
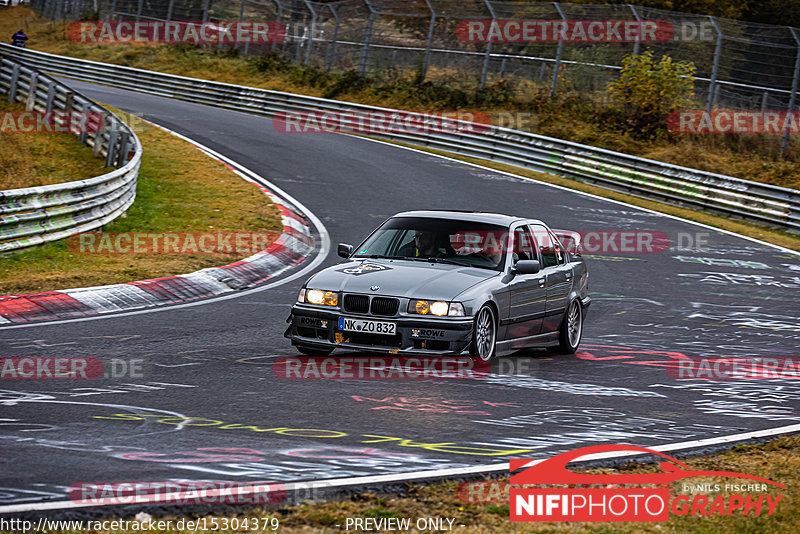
[
  {"left": 425, "top": 257, "right": 474, "bottom": 267},
  {"left": 399, "top": 257, "right": 475, "bottom": 267}
]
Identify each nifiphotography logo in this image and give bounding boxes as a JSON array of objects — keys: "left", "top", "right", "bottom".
[{"left": 509, "top": 444, "right": 785, "bottom": 522}]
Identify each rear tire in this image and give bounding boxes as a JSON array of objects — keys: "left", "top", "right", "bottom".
[
  {"left": 470, "top": 305, "right": 497, "bottom": 361},
  {"left": 557, "top": 299, "right": 583, "bottom": 354},
  {"left": 295, "top": 344, "right": 333, "bottom": 357}
]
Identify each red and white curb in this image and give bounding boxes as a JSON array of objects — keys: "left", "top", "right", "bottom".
[{"left": 0, "top": 125, "right": 319, "bottom": 325}]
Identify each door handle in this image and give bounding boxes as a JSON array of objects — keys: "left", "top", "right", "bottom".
[
  {"left": 538, "top": 278, "right": 545, "bottom": 287},
  {"left": 565, "top": 272, "right": 572, "bottom": 280}
]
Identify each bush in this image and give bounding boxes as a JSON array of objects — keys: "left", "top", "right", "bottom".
[{"left": 609, "top": 51, "right": 695, "bottom": 139}]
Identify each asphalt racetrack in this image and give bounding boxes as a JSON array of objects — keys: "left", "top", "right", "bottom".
[{"left": 1, "top": 79, "right": 799, "bottom": 513}]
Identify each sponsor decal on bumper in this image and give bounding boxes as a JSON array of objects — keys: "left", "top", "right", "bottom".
[{"left": 285, "top": 307, "right": 472, "bottom": 353}]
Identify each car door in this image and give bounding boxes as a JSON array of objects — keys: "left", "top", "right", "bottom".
[
  {"left": 531, "top": 225, "right": 573, "bottom": 333},
  {"left": 505, "top": 224, "right": 546, "bottom": 340}
]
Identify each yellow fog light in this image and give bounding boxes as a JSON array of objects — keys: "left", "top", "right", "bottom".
[
  {"left": 415, "top": 300, "right": 430, "bottom": 314},
  {"left": 323, "top": 291, "right": 338, "bottom": 306}
]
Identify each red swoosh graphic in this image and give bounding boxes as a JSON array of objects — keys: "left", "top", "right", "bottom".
[{"left": 509, "top": 444, "right": 785, "bottom": 488}]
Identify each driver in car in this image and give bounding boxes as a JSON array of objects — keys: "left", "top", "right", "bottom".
[{"left": 399, "top": 230, "right": 445, "bottom": 258}]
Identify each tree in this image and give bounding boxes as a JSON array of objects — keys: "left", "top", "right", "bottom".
[{"left": 609, "top": 50, "right": 695, "bottom": 138}]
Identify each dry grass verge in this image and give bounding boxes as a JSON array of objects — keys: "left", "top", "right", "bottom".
[
  {"left": 0, "top": 98, "right": 108, "bottom": 189},
  {"left": 0, "top": 106, "right": 281, "bottom": 294}
]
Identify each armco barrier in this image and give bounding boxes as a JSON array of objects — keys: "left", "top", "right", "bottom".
[
  {"left": 2, "top": 43, "right": 798, "bottom": 232},
  {"left": 0, "top": 55, "right": 141, "bottom": 252}
]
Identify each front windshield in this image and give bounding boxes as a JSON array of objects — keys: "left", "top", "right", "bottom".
[{"left": 353, "top": 216, "right": 510, "bottom": 271}]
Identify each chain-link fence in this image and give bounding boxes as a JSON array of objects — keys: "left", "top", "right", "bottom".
[{"left": 25, "top": 0, "right": 800, "bottom": 116}]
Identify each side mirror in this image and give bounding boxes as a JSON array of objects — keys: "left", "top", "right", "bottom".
[
  {"left": 337, "top": 243, "right": 354, "bottom": 258},
  {"left": 513, "top": 259, "right": 540, "bottom": 275}
]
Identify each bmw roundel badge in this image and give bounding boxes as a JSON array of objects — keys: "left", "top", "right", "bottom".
[{"left": 370, "top": 285, "right": 380, "bottom": 291}]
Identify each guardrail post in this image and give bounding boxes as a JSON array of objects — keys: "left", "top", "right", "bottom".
[
  {"left": 301, "top": 0, "right": 317, "bottom": 66},
  {"left": 628, "top": 4, "right": 642, "bottom": 56},
  {"left": 8, "top": 64, "right": 19, "bottom": 103},
  {"left": 136, "top": 0, "right": 144, "bottom": 22},
  {"left": 45, "top": 83, "right": 56, "bottom": 112},
  {"left": 78, "top": 101, "right": 89, "bottom": 143},
  {"left": 762, "top": 91, "right": 769, "bottom": 111},
  {"left": 359, "top": 0, "right": 376, "bottom": 76},
  {"left": 420, "top": 0, "right": 436, "bottom": 83},
  {"left": 326, "top": 3, "right": 341, "bottom": 71},
  {"left": 25, "top": 72, "right": 38, "bottom": 112},
  {"left": 117, "top": 132, "right": 130, "bottom": 167},
  {"left": 61, "top": 92, "right": 74, "bottom": 135},
  {"left": 706, "top": 16, "right": 723, "bottom": 112},
  {"left": 480, "top": 0, "right": 496, "bottom": 90},
  {"left": 781, "top": 27, "right": 800, "bottom": 158},
  {"left": 105, "top": 121, "right": 119, "bottom": 167},
  {"left": 202, "top": 0, "right": 211, "bottom": 22},
  {"left": 110, "top": 0, "right": 118, "bottom": 20},
  {"left": 551, "top": 2, "right": 566, "bottom": 98},
  {"left": 94, "top": 113, "right": 111, "bottom": 156},
  {"left": 166, "top": 0, "right": 175, "bottom": 21}
]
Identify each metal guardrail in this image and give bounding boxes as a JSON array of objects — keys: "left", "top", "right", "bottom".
[
  {"left": 2, "top": 43, "right": 797, "bottom": 233},
  {"left": 0, "top": 56, "right": 141, "bottom": 252}
]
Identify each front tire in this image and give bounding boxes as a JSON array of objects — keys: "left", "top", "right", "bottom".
[
  {"left": 295, "top": 344, "right": 333, "bottom": 357},
  {"left": 470, "top": 305, "right": 497, "bottom": 361},
  {"left": 557, "top": 299, "right": 583, "bottom": 354}
]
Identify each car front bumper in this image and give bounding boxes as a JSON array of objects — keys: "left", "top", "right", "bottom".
[{"left": 284, "top": 304, "right": 474, "bottom": 355}]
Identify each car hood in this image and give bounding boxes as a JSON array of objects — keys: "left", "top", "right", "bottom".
[{"left": 307, "top": 259, "right": 497, "bottom": 301}]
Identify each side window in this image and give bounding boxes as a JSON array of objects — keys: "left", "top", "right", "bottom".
[
  {"left": 512, "top": 225, "right": 537, "bottom": 262},
  {"left": 531, "top": 225, "right": 563, "bottom": 268},
  {"left": 549, "top": 231, "right": 566, "bottom": 265}
]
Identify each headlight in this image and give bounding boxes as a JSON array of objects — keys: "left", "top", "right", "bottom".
[
  {"left": 305, "top": 289, "right": 338, "bottom": 306},
  {"left": 447, "top": 302, "right": 465, "bottom": 317},
  {"left": 430, "top": 301, "right": 449, "bottom": 316},
  {"left": 408, "top": 300, "right": 463, "bottom": 317}
]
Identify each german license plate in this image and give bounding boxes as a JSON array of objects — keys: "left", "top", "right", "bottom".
[{"left": 338, "top": 317, "right": 396, "bottom": 335}]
